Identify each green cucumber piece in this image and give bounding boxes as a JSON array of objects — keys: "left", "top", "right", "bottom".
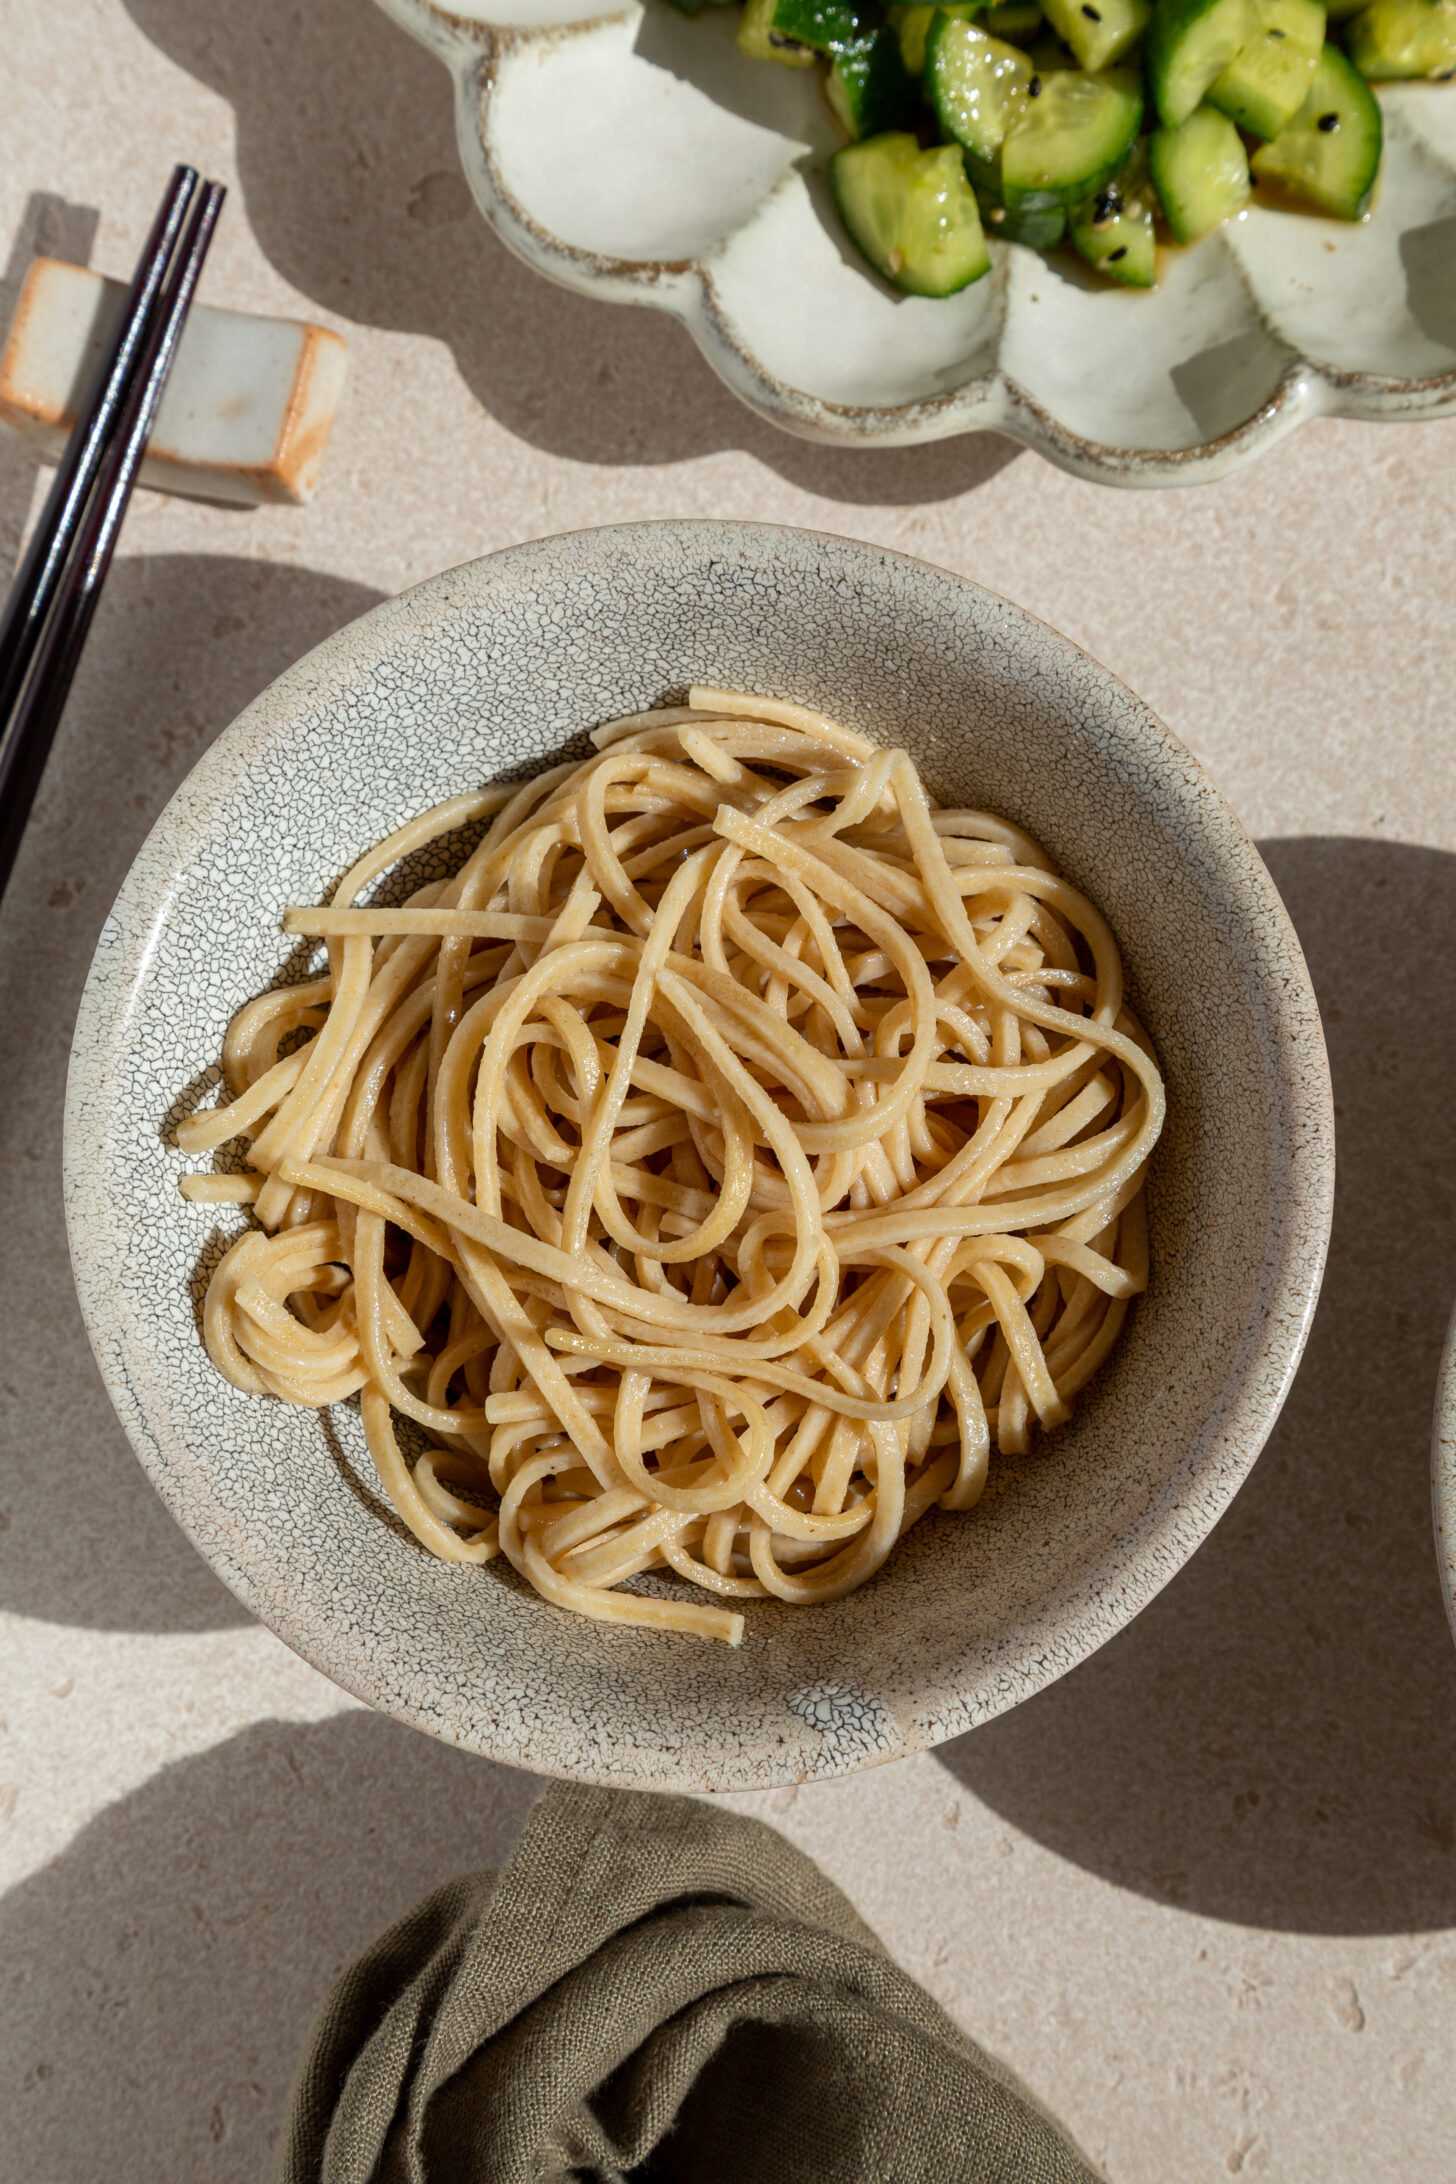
[
  {"left": 1146, "top": 0, "right": 1259, "bottom": 124},
  {"left": 828, "top": 24, "right": 923, "bottom": 131},
  {"left": 1208, "top": 0, "right": 1326, "bottom": 136},
  {"left": 1040, "top": 0, "right": 1150, "bottom": 70},
  {"left": 1026, "top": 30, "right": 1082, "bottom": 61},
  {"left": 983, "top": 1, "right": 1045, "bottom": 34},
  {"left": 925, "top": 14, "right": 1037, "bottom": 169},
  {"left": 891, "top": 0, "right": 982, "bottom": 72},
  {"left": 739, "top": 0, "right": 818, "bottom": 62},
  {"left": 1069, "top": 138, "right": 1157, "bottom": 279},
  {"left": 1001, "top": 65, "right": 1144, "bottom": 209},
  {"left": 1148, "top": 101, "right": 1251, "bottom": 236},
  {"left": 770, "top": 0, "right": 881, "bottom": 50},
  {"left": 831, "top": 132, "right": 993, "bottom": 289},
  {"left": 1347, "top": 0, "right": 1456, "bottom": 78},
  {"left": 978, "top": 188, "right": 1070, "bottom": 240},
  {"left": 1250, "top": 41, "right": 1383, "bottom": 213}
]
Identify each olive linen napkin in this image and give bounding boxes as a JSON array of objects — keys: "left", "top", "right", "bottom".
[{"left": 277, "top": 1779, "right": 1099, "bottom": 2184}]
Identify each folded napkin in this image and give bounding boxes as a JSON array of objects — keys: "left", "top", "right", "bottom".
[{"left": 278, "top": 1780, "right": 1098, "bottom": 2184}]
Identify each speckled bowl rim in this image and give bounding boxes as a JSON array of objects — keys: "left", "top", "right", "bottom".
[
  {"left": 375, "top": 0, "right": 1456, "bottom": 486},
  {"left": 64, "top": 521, "right": 1335, "bottom": 1787},
  {"left": 1434, "top": 1304, "right": 1456, "bottom": 1648}
]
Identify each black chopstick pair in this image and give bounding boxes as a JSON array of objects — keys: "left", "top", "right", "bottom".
[{"left": 0, "top": 164, "right": 226, "bottom": 906}]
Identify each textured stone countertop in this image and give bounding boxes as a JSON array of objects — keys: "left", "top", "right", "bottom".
[{"left": 2, "top": 3, "right": 1455, "bottom": 2178}]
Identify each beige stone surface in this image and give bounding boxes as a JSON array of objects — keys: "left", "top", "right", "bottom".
[{"left": 1, "top": 1, "right": 1454, "bottom": 2178}]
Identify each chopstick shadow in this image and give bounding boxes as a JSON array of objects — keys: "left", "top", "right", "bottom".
[
  {"left": 0, "top": 1711, "right": 541, "bottom": 2184},
  {"left": 117, "top": 0, "right": 1021, "bottom": 502},
  {"left": 0, "top": 552, "right": 384, "bottom": 1634},
  {"left": 936, "top": 835, "right": 1456, "bottom": 1937}
]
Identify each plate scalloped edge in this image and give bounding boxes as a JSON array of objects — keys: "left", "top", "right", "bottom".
[{"left": 373, "top": 0, "right": 1456, "bottom": 483}]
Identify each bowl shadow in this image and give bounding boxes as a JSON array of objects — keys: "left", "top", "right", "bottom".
[
  {"left": 117, "top": 0, "right": 1021, "bottom": 501},
  {"left": 935, "top": 835, "right": 1456, "bottom": 1937},
  {"left": 0, "top": 553, "right": 385, "bottom": 1634}
]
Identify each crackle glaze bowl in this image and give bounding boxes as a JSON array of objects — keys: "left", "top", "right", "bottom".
[
  {"left": 1435, "top": 1305, "right": 1456, "bottom": 1648},
  {"left": 372, "top": 0, "right": 1456, "bottom": 482},
  {"left": 66, "top": 521, "right": 1333, "bottom": 1789}
]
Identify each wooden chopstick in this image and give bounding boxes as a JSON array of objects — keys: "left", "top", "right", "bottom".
[{"left": 0, "top": 169, "right": 226, "bottom": 905}]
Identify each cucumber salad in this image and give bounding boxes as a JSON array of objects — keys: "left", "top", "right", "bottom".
[{"left": 665, "top": 0, "right": 1456, "bottom": 291}]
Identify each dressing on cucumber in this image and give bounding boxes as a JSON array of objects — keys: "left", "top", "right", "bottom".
[
  {"left": 1250, "top": 40, "right": 1382, "bottom": 212},
  {"left": 828, "top": 24, "right": 922, "bottom": 131},
  {"left": 831, "top": 132, "right": 993, "bottom": 289},
  {"left": 1069, "top": 141, "right": 1157, "bottom": 279},
  {"left": 1150, "top": 102, "right": 1250, "bottom": 234},
  {"left": 1039, "top": 0, "right": 1151, "bottom": 70},
  {"left": 1347, "top": 0, "right": 1456, "bottom": 79},
  {"left": 1147, "top": 0, "right": 1259, "bottom": 122},
  {"left": 1207, "top": 0, "right": 1326, "bottom": 137},
  {"left": 890, "top": 0, "right": 980, "bottom": 72},
  {"left": 738, "top": 0, "right": 818, "bottom": 61},
  {"left": 925, "top": 15, "right": 1037, "bottom": 174},
  {"left": 676, "top": 0, "right": 1451, "bottom": 296},
  {"left": 1001, "top": 66, "right": 1143, "bottom": 210}
]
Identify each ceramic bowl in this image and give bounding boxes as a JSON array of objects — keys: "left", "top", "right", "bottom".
[
  {"left": 372, "top": 0, "right": 1456, "bottom": 482},
  {"left": 1435, "top": 1303, "right": 1456, "bottom": 1647},
  {"left": 66, "top": 520, "right": 1334, "bottom": 1790}
]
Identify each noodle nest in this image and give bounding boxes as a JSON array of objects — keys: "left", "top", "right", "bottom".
[{"left": 179, "top": 692, "right": 1164, "bottom": 1645}]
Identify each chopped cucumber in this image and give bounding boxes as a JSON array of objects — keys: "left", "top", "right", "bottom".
[
  {"left": 828, "top": 24, "right": 923, "bottom": 131},
  {"left": 1026, "top": 29, "right": 1083, "bottom": 61},
  {"left": 831, "top": 132, "right": 993, "bottom": 289},
  {"left": 1347, "top": 0, "right": 1456, "bottom": 78},
  {"left": 1147, "top": 0, "right": 1259, "bottom": 124},
  {"left": 983, "top": 1, "right": 1045, "bottom": 34},
  {"left": 1040, "top": 0, "right": 1151, "bottom": 70},
  {"left": 1149, "top": 100, "right": 1251, "bottom": 235},
  {"left": 1208, "top": 0, "right": 1326, "bottom": 137},
  {"left": 739, "top": 0, "right": 818, "bottom": 62},
  {"left": 770, "top": 0, "right": 881, "bottom": 49},
  {"left": 925, "top": 14, "right": 1038, "bottom": 172},
  {"left": 1069, "top": 138, "right": 1157, "bottom": 278},
  {"left": 1001, "top": 65, "right": 1144, "bottom": 209},
  {"left": 891, "top": 0, "right": 983, "bottom": 73},
  {"left": 1250, "top": 41, "right": 1383, "bottom": 213},
  {"left": 980, "top": 191, "right": 1070, "bottom": 240}
]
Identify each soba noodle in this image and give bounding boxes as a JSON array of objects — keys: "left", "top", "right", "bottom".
[{"left": 179, "top": 693, "right": 1164, "bottom": 1644}]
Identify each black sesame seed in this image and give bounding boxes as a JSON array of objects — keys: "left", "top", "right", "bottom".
[
  {"left": 1317, "top": 110, "right": 1339, "bottom": 130},
  {"left": 1091, "top": 183, "right": 1122, "bottom": 226},
  {"left": 1108, "top": 245, "right": 1127, "bottom": 261},
  {"left": 1268, "top": 22, "right": 1286, "bottom": 33},
  {"left": 1082, "top": 3, "right": 1102, "bottom": 16},
  {"left": 1028, "top": 73, "right": 1042, "bottom": 93}
]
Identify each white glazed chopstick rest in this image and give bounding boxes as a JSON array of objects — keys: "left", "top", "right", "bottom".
[{"left": 0, "top": 257, "right": 348, "bottom": 507}]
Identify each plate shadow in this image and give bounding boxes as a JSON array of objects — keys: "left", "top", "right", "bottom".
[
  {"left": 935, "top": 836, "right": 1456, "bottom": 1936},
  {"left": 118, "top": 0, "right": 1021, "bottom": 501}
]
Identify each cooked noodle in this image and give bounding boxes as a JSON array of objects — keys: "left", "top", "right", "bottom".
[{"left": 179, "top": 693, "right": 1164, "bottom": 1644}]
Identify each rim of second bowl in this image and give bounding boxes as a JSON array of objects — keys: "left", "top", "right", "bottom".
[
  {"left": 1434, "top": 1306, "right": 1456, "bottom": 1648},
  {"left": 62, "top": 520, "right": 1336, "bottom": 1787}
]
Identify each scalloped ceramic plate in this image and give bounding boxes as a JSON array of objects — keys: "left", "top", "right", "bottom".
[{"left": 373, "top": 0, "right": 1456, "bottom": 482}]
